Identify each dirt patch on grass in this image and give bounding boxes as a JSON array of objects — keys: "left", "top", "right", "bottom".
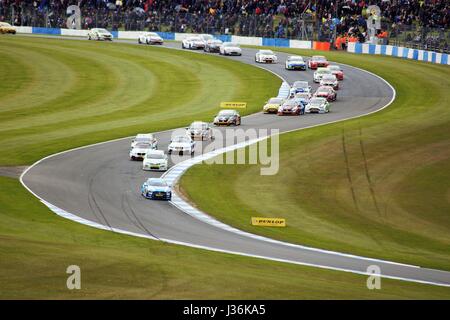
[{"left": 0, "top": 166, "right": 28, "bottom": 179}]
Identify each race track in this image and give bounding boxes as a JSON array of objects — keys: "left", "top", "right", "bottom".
[{"left": 21, "top": 36, "right": 450, "bottom": 287}]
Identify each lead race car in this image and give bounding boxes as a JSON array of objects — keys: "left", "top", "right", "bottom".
[
  {"left": 87, "top": 28, "right": 113, "bottom": 41},
  {"left": 129, "top": 142, "right": 152, "bottom": 160},
  {"left": 285, "top": 55, "right": 307, "bottom": 70},
  {"left": 130, "top": 133, "right": 157, "bottom": 149},
  {"left": 255, "top": 50, "right": 278, "bottom": 63},
  {"left": 141, "top": 178, "right": 172, "bottom": 201},
  {"left": 138, "top": 32, "right": 163, "bottom": 45}
]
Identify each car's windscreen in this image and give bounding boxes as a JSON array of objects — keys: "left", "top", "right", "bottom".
[
  {"left": 268, "top": 98, "right": 283, "bottom": 104},
  {"left": 146, "top": 153, "right": 165, "bottom": 159},
  {"left": 173, "top": 136, "right": 189, "bottom": 143},
  {"left": 318, "top": 88, "right": 330, "bottom": 93},
  {"left": 148, "top": 33, "right": 158, "bottom": 36},
  {"left": 260, "top": 50, "right": 273, "bottom": 55},
  {"left": 284, "top": 100, "right": 297, "bottom": 107},
  {"left": 317, "top": 69, "right": 330, "bottom": 74},
  {"left": 224, "top": 43, "right": 239, "bottom": 47},
  {"left": 190, "top": 124, "right": 206, "bottom": 130},
  {"left": 329, "top": 66, "right": 340, "bottom": 71},
  {"left": 191, "top": 37, "right": 202, "bottom": 41},
  {"left": 218, "top": 110, "right": 234, "bottom": 116},
  {"left": 135, "top": 137, "right": 151, "bottom": 143},
  {"left": 135, "top": 143, "right": 150, "bottom": 148},
  {"left": 313, "top": 56, "right": 326, "bottom": 61},
  {"left": 148, "top": 180, "right": 167, "bottom": 187},
  {"left": 97, "top": 29, "right": 108, "bottom": 33}
]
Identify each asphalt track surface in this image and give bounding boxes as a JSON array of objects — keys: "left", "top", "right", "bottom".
[{"left": 21, "top": 36, "right": 450, "bottom": 287}]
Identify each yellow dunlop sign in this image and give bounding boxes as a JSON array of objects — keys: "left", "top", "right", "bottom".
[
  {"left": 220, "top": 102, "right": 247, "bottom": 109},
  {"left": 251, "top": 217, "right": 286, "bottom": 227}
]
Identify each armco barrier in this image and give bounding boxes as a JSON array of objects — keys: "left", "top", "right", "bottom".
[
  {"left": 348, "top": 42, "right": 450, "bottom": 65},
  {"left": 17, "top": 27, "right": 312, "bottom": 49}
]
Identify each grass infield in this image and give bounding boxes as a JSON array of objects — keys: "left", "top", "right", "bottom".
[
  {"left": 180, "top": 48, "right": 450, "bottom": 271},
  {"left": 0, "top": 36, "right": 449, "bottom": 298}
]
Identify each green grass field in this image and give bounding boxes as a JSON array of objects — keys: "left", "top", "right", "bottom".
[
  {"left": 1, "top": 36, "right": 449, "bottom": 298},
  {"left": 0, "top": 36, "right": 279, "bottom": 165},
  {"left": 180, "top": 48, "right": 450, "bottom": 271}
]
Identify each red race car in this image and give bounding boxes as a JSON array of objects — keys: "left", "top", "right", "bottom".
[
  {"left": 328, "top": 65, "right": 344, "bottom": 80},
  {"left": 308, "top": 55, "right": 329, "bottom": 69},
  {"left": 277, "top": 99, "right": 305, "bottom": 116},
  {"left": 314, "top": 86, "right": 337, "bottom": 102}
]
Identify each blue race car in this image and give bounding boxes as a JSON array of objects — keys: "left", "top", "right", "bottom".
[
  {"left": 141, "top": 178, "right": 172, "bottom": 200},
  {"left": 285, "top": 55, "right": 307, "bottom": 70}
]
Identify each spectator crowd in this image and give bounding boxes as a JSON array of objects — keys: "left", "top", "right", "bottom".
[{"left": 1, "top": 0, "right": 448, "bottom": 50}]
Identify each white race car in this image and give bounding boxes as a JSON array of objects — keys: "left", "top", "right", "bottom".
[
  {"left": 186, "top": 121, "right": 214, "bottom": 140},
  {"left": 198, "top": 34, "right": 214, "bottom": 44},
  {"left": 305, "top": 97, "right": 330, "bottom": 114},
  {"left": 255, "top": 50, "right": 277, "bottom": 63},
  {"left": 219, "top": 42, "right": 242, "bottom": 56},
  {"left": 129, "top": 142, "right": 152, "bottom": 160},
  {"left": 131, "top": 133, "right": 157, "bottom": 149},
  {"left": 313, "top": 67, "right": 332, "bottom": 83},
  {"left": 285, "top": 55, "right": 307, "bottom": 70},
  {"left": 138, "top": 32, "right": 163, "bottom": 45},
  {"left": 320, "top": 74, "right": 339, "bottom": 90},
  {"left": 182, "top": 36, "right": 205, "bottom": 49},
  {"left": 168, "top": 135, "right": 195, "bottom": 155},
  {"left": 87, "top": 28, "right": 113, "bottom": 41},
  {"left": 142, "top": 150, "right": 168, "bottom": 171},
  {"left": 290, "top": 80, "right": 312, "bottom": 94}
]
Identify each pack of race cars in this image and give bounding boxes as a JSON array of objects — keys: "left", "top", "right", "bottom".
[{"left": 117, "top": 32, "right": 346, "bottom": 200}]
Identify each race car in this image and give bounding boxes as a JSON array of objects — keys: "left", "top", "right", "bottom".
[
  {"left": 199, "top": 34, "right": 214, "bottom": 44},
  {"left": 204, "top": 39, "right": 223, "bottom": 53},
  {"left": 277, "top": 99, "right": 305, "bottom": 116},
  {"left": 141, "top": 178, "right": 172, "bottom": 200},
  {"left": 263, "top": 97, "right": 285, "bottom": 114},
  {"left": 305, "top": 97, "right": 330, "bottom": 114},
  {"left": 186, "top": 121, "right": 214, "bottom": 140},
  {"left": 308, "top": 55, "right": 329, "bottom": 69},
  {"left": 213, "top": 109, "right": 241, "bottom": 126},
  {"left": 328, "top": 65, "right": 344, "bottom": 80},
  {"left": 219, "top": 42, "right": 242, "bottom": 56},
  {"left": 129, "top": 142, "right": 152, "bottom": 160},
  {"left": 255, "top": 50, "right": 277, "bottom": 63},
  {"left": 168, "top": 135, "right": 195, "bottom": 155},
  {"left": 131, "top": 133, "right": 157, "bottom": 149},
  {"left": 314, "top": 86, "right": 337, "bottom": 102},
  {"left": 320, "top": 74, "right": 339, "bottom": 90},
  {"left": 138, "top": 32, "right": 163, "bottom": 45},
  {"left": 0, "top": 22, "right": 16, "bottom": 34},
  {"left": 142, "top": 150, "right": 168, "bottom": 171},
  {"left": 285, "top": 55, "right": 307, "bottom": 70},
  {"left": 182, "top": 36, "right": 205, "bottom": 49},
  {"left": 291, "top": 81, "right": 311, "bottom": 94},
  {"left": 295, "top": 92, "right": 312, "bottom": 105},
  {"left": 87, "top": 28, "right": 113, "bottom": 41},
  {"left": 313, "top": 67, "right": 332, "bottom": 83}
]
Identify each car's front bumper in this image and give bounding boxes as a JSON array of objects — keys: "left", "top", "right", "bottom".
[{"left": 142, "top": 191, "right": 171, "bottom": 200}]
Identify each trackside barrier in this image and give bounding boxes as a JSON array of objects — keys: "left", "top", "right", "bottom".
[
  {"left": 16, "top": 27, "right": 312, "bottom": 49},
  {"left": 16, "top": 27, "right": 448, "bottom": 65},
  {"left": 348, "top": 42, "right": 450, "bottom": 65}
]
